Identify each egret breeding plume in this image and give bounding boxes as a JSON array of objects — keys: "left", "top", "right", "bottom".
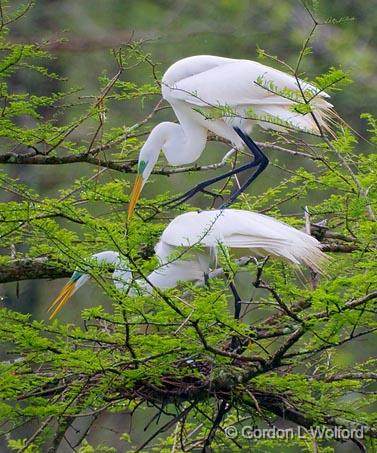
[
  {"left": 49, "top": 209, "right": 328, "bottom": 319},
  {"left": 128, "top": 55, "right": 334, "bottom": 218}
]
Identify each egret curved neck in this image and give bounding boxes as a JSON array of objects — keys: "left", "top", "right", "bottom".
[
  {"left": 138, "top": 107, "right": 207, "bottom": 180},
  {"left": 163, "top": 103, "right": 207, "bottom": 166}
]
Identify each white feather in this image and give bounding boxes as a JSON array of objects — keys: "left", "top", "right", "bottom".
[
  {"left": 162, "top": 55, "right": 332, "bottom": 135},
  {"left": 155, "top": 209, "right": 328, "bottom": 277}
]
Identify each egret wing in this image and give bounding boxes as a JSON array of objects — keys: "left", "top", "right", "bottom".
[
  {"left": 163, "top": 59, "right": 328, "bottom": 109},
  {"left": 159, "top": 210, "right": 328, "bottom": 273}
]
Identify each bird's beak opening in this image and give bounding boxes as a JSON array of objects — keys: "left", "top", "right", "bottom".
[
  {"left": 48, "top": 280, "right": 76, "bottom": 320},
  {"left": 127, "top": 175, "right": 144, "bottom": 220}
]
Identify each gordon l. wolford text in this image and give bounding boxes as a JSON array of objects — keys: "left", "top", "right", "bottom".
[{"left": 225, "top": 425, "right": 366, "bottom": 440}]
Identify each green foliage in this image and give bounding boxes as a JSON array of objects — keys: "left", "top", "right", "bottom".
[{"left": 314, "top": 66, "right": 352, "bottom": 93}]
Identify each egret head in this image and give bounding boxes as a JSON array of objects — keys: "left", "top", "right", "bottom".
[
  {"left": 127, "top": 123, "right": 176, "bottom": 220},
  {"left": 48, "top": 270, "right": 89, "bottom": 320},
  {"left": 48, "top": 251, "right": 128, "bottom": 320}
]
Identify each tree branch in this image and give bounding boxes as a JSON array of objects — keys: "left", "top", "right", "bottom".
[
  {"left": 317, "top": 372, "right": 377, "bottom": 382},
  {"left": 0, "top": 257, "right": 70, "bottom": 283},
  {"left": 0, "top": 139, "right": 323, "bottom": 175}
]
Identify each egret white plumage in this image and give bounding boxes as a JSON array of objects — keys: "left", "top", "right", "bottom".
[
  {"left": 49, "top": 209, "right": 328, "bottom": 319},
  {"left": 128, "top": 55, "right": 334, "bottom": 218},
  {"left": 149, "top": 209, "right": 328, "bottom": 288}
]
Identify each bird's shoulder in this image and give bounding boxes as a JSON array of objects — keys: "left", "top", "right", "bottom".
[
  {"left": 162, "top": 55, "right": 235, "bottom": 86},
  {"left": 162, "top": 56, "right": 328, "bottom": 108}
]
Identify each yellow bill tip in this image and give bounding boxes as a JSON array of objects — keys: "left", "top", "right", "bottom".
[
  {"left": 48, "top": 281, "right": 76, "bottom": 320},
  {"left": 127, "top": 175, "right": 144, "bottom": 221}
]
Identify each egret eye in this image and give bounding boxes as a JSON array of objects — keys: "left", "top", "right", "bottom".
[
  {"left": 71, "top": 270, "right": 82, "bottom": 282},
  {"left": 137, "top": 160, "right": 148, "bottom": 174}
]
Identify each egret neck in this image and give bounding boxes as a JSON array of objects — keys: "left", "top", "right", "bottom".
[{"left": 127, "top": 118, "right": 207, "bottom": 220}]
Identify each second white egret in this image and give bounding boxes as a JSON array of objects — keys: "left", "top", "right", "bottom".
[{"left": 49, "top": 209, "right": 328, "bottom": 318}]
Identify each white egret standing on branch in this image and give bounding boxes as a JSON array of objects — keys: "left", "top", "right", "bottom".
[
  {"left": 128, "top": 55, "right": 334, "bottom": 218},
  {"left": 49, "top": 209, "right": 328, "bottom": 319}
]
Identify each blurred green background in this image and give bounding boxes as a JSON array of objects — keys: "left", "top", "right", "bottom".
[{"left": 1, "top": 0, "right": 376, "bottom": 451}]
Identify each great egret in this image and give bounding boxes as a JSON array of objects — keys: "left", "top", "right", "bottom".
[
  {"left": 49, "top": 209, "right": 328, "bottom": 319},
  {"left": 128, "top": 55, "right": 333, "bottom": 218}
]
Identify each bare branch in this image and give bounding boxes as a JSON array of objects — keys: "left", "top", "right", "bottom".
[
  {"left": 317, "top": 372, "right": 377, "bottom": 382},
  {"left": 0, "top": 257, "right": 70, "bottom": 284}
]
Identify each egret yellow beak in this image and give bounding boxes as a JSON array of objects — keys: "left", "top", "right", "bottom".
[
  {"left": 127, "top": 175, "right": 143, "bottom": 220},
  {"left": 48, "top": 280, "right": 76, "bottom": 320}
]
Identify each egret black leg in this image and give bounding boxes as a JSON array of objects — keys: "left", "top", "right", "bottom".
[
  {"left": 229, "top": 280, "right": 242, "bottom": 352},
  {"left": 162, "top": 127, "right": 269, "bottom": 209},
  {"left": 229, "top": 280, "right": 242, "bottom": 320},
  {"left": 218, "top": 156, "right": 269, "bottom": 209},
  {"left": 219, "top": 127, "right": 269, "bottom": 209}
]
